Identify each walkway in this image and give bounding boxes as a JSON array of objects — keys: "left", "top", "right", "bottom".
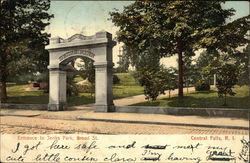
[
  {"left": 81, "top": 87, "right": 196, "bottom": 107},
  {"left": 114, "top": 87, "right": 195, "bottom": 106},
  {"left": 0, "top": 108, "right": 248, "bottom": 134}
]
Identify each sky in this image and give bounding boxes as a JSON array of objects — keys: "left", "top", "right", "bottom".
[{"left": 46, "top": 1, "right": 250, "bottom": 68}]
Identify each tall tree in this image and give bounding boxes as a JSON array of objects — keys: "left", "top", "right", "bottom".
[
  {"left": 0, "top": 0, "right": 53, "bottom": 102},
  {"left": 133, "top": 48, "right": 161, "bottom": 100},
  {"left": 110, "top": 0, "right": 249, "bottom": 97},
  {"left": 215, "top": 55, "right": 239, "bottom": 106},
  {"left": 116, "top": 45, "right": 130, "bottom": 73}
]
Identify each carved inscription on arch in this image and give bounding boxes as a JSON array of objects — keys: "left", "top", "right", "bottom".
[{"left": 59, "top": 49, "right": 95, "bottom": 62}]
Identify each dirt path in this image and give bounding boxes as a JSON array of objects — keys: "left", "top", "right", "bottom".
[
  {"left": 81, "top": 87, "right": 196, "bottom": 107},
  {"left": 114, "top": 87, "right": 195, "bottom": 106}
]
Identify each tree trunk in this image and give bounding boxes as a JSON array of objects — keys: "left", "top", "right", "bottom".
[
  {"left": 0, "top": 71, "right": 7, "bottom": 102},
  {"left": 0, "top": 53, "right": 7, "bottom": 102},
  {"left": 169, "top": 90, "right": 171, "bottom": 98},
  {"left": 178, "top": 52, "right": 184, "bottom": 97},
  {"left": 224, "top": 93, "right": 227, "bottom": 106}
]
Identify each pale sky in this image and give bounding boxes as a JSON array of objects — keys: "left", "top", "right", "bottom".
[{"left": 46, "top": 1, "right": 249, "bottom": 68}]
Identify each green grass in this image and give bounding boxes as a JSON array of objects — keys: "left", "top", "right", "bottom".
[
  {"left": 6, "top": 84, "right": 49, "bottom": 104},
  {"left": 115, "top": 73, "right": 139, "bottom": 86},
  {"left": 68, "top": 93, "right": 95, "bottom": 106},
  {"left": 74, "top": 76, "right": 84, "bottom": 83},
  {"left": 114, "top": 73, "right": 144, "bottom": 98},
  {"left": 132, "top": 85, "right": 250, "bottom": 109},
  {"left": 4, "top": 73, "right": 143, "bottom": 106},
  {"left": 113, "top": 85, "right": 143, "bottom": 99}
]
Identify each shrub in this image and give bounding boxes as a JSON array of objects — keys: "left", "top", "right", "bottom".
[
  {"left": 113, "top": 75, "right": 120, "bottom": 84},
  {"left": 216, "top": 63, "right": 239, "bottom": 106},
  {"left": 67, "top": 72, "right": 79, "bottom": 96},
  {"left": 67, "top": 83, "right": 79, "bottom": 96},
  {"left": 195, "top": 80, "right": 210, "bottom": 91},
  {"left": 77, "top": 84, "right": 95, "bottom": 93}
]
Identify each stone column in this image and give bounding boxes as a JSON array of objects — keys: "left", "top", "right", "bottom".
[
  {"left": 48, "top": 67, "right": 67, "bottom": 111},
  {"left": 94, "top": 62, "right": 115, "bottom": 112}
]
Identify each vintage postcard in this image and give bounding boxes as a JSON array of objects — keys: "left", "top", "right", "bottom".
[{"left": 0, "top": 0, "right": 249, "bottom": 162}]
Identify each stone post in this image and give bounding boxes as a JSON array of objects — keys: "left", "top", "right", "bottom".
[
  {"left": 48, "top": 67, "right": 67, "bottom": 111},
  {"left": 94, "top": 62, "right": 115, "bottom": 112}
]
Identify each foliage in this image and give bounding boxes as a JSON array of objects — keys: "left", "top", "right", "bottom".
[
  {"left": 115, "top": 72, "right": 139, "bottom": 86},
  {"left": 233, "top": 44, "right": 250, "bottom": 86},
  {"left": 116, "top": 45, "right": 130, "bottom": 73},
  {"left": 0, "top": 0, "right": 53, "bottom": 102},
  {"left": 113, "top": 74, "right": 120, "bottom": 84},
  {"left": 66, "top": 71, "right": 79, "bottom": 96},
  {"left": 132, "top": 51, "right": 162, "bottom": 100},
  {"left": 4, "top": 72, "right": 144, "bottom": 105},
  {"left": 216, "top": 63, "right": 239, "bottom": 106},
  {"left": 77, "top": 57, "right": 95, "bottom": 84},
  {"left": 133, "top": 85, "right": 250, "bottom": 109},
  {"left": 183, "top": 56, "right": 199, "bottom": 87},
  {"left": 34, "top": 71, "right": 49, "bottom": 83},
  {"left": 197, "top": 49, "right": 244, "bottom": 105},
  {"left": 65, "top": 63, "right": 79, "bottom": 96},
  {"left": 135, "top": 68, "right": 162, "bottom": 101},
  {"left": 194, "top": 80, "right": 210, "bottom": 91},
  {"left": 163, "top": 67, "right": 178, "bottom": 98},
  {"left": 195, "top": 50, "right": 217, "bottom": 82},
  {"left": 195, "top": 43, "right": 249, "bottom": 87},
  {"left": 110, "top": 1, "right": 249, "bottom": 97},
  {"left": 134, "top": 65, "right": 177, "bottom": 101},
  {"left": 77, "top": 84, "right": 94, "bottom": 93}
]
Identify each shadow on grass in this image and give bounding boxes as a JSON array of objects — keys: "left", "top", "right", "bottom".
[
  {"left": 132, "top": 101, "right": 162, "bottom": 106},
  {"left": 194, "top": 90, "right": 217, "bottom": 94},
  {"left": 133, "top": 94, "right": 250, "bottom": 109},
  {"left": 6, "top": 95, "right": 49, "bottom": 104},
  {"left": 5, "top": 94, "right": 95, "bottom": 106},
  {"left": 68, "top": 95, "right": 95, "bottom": 106},
  {"left": 167, "top": 96, "right": 250, "bottom": 109}
]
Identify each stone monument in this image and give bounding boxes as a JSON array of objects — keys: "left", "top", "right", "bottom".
[{"left": 45, "top": 31, "right": 116, "bottom": 112}]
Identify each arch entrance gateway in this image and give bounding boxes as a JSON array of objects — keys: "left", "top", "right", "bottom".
[{"left": 45, "top": 31, "right": 116, "bottom": 112}]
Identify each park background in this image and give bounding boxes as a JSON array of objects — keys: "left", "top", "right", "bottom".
[{"left": 1, "top": 1, "right": 249, "bottom": 110}]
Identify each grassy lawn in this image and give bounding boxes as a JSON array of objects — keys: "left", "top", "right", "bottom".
[
  {"left": 132, "top": 85, "right": 250, "bottom": 109},
  {"left": 74, "top": 76, "right": 84, "bottom": 83},
  {"left": 113, "top": 73, "right": 144, "bottom": 98},
  {"left": 6, "top": 84, "right": 49, "bottom": 104},
  {"left": 4, "top": 72, "right": 143, "bottom": 106}
]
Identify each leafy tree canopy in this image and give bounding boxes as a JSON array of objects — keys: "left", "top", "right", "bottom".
[
  {"left": 110, "top": 0, "right": 249, "bottom": 97},
  {"left": 0, "top": 0, "right": 53, "bottom": 101}
]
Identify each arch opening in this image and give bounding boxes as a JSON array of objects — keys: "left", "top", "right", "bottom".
[{"left": 62, "top": 56, "right": 96, "bottom": 106}]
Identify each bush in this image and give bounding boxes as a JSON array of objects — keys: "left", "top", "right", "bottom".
[
  {"left": 35, "top": 72, "right": 49, "bottom": 83},
  {"left": 195, "top": 80, "right": 210, "bottom": 91},
  {"left": 113, "top": 75, "right": 120, "bottom": 84},
  {"left": 77, "top": 84, "right": 95, "bottom": 93},
  {"left": 67, "top": 72, "right": 79, "bottom": 96},
  {"left": 67, "top": 83, "right": 79, "bottom": 96}
]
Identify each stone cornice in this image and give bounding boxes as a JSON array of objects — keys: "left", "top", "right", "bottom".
[{"left": 46, "top": 31, "right": 115, "bottom": 50}]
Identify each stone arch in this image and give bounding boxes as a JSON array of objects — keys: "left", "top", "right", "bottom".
[
  {"left": 59, "top": 50, "right": 95, "bottom": 65},
  {"left": 45, "top": 31, "right": 116, "bottom": 112}
]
